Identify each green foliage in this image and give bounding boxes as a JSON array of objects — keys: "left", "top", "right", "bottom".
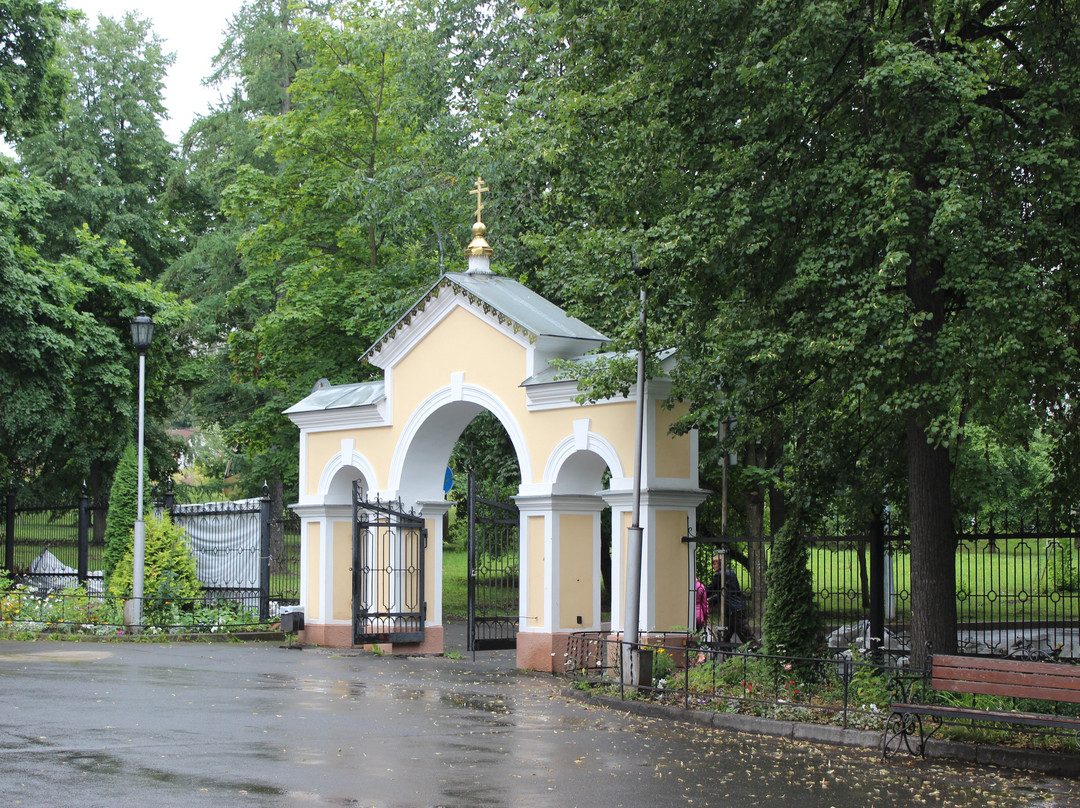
[
  {"left": 844, "top": 655, "right": 895, "bottom": 714},
  {"left": 0, "top": 0, "right": 68, "bottom": 140},
  {"left": 447, "top": 410, "right": 521, "bottom": 521},
  {"left": 108, "top": 513, "right": 201, "bottom": 608},
  {"left": 17, "top": 11, "right": 180, "bottom": 276},
  {"left": 0, "top": 163, "right": 78, "bottom": 485},
  {"left": 498, "top": 0, "right": 1080, "bottom": 661},
  {"left": 441, "top": 547, "right": 467, "bottom": 618},
  {"left": 1044, "top": 540, "right": 1077, "bottom": 594},
  {"left": 645, "top": 644, "right": 677, "bottom": 685},
  {"left": 168, "top": 0, "right": 477, "bottom": 499},
  {"left": 0, "top": 154, "right": 181, "bottom": 499},
  {"left": 102, "top": 444, "right": 141, "bottom": 582},
  {"left": 761, "top": 521, "right": 820, "bottom": 663},
  {"left": 0, "top": 582, "right": 270, "bottom": 636},
  {"left": 0, "top": 582, "right": 113, "bottom": 632}
]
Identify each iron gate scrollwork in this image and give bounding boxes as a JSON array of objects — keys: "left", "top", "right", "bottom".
[
  {"left": 352, "top": 483, "right": 426, "bottom": 644},
  {"left": 467, "top": 471, "right": 519, "bottom": 652}
]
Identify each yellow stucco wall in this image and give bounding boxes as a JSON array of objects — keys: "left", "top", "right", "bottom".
[
  {"left": 389, "top": 304, "right": 640, "bottom": 486},
  {"left": 393, "top": 306, "right": 526, "bottom": 417},
  {"left": 307, "top": 521, "right": 321, "bottom": 621},
  {"left": 558, "top": 514, "right": 594, "bottom": 628},
  {"left": 304, "top": 427, "right": 397, "bottom": 497},
  {"left": 301, "top": 300, "right": 650, "bottom": 500},
  {"left": 527, "top": 515, "right": 545, "bottom": 629},
  {"left": 654, "top": 509, "right": 691, "bottom": 629},
  {"left": 654, "top": 401, "right": 692, "bottom": 480},
  {"left": 332, "top": 520, "right": 352, "bottom": 621}
]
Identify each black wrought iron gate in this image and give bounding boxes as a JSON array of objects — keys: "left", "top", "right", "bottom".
[
  {"left": 467, "top": 472, "right": 519, "bottom": 651},
  {"left": 352, "top": 482, "right": 426, "bottom": 644}
]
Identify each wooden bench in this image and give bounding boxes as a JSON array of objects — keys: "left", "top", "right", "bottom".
[{"left": 882, "top": 654, "right": 1080, "bottom": 757}]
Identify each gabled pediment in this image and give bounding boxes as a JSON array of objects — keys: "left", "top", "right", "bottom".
[{"left": 361, "top": 271, "right": 609, "bottom": 370}]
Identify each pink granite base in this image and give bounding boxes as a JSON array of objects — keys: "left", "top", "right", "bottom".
[
  {"left": 299, "top": 623, "right": 445, "bottom": 655},
  {"left": 516, "top": 631, "right": 571, "bottom": 673}
]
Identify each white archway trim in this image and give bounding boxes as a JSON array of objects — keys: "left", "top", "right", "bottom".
[
  {"left": 313, "top": 442, "right": 378, "bottom": 502},
  {"left": 543, "top": 428, "right": 625, "bottom": 485},
  {"left": 388, "top": 383, "right": 533, "bottom": 491}
]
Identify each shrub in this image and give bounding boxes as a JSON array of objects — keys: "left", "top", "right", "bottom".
[
  {"left": 108, "top": 512, "right": 201, "bottom": 614},
  {"left": 762, "top": 520, "right": 821, "bottom": 674},
  {"left": 102, "top": 445, "right": 145, "bottom": 583},
  {"left": 1045, "top": 539, "right": 1077, "bottom": 593}
]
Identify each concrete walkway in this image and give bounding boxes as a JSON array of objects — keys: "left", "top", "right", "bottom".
[{"left": 1, "top": 635, "right": 1077, "bottom": 808}]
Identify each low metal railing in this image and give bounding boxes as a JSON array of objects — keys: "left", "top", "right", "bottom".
[
  {"left": 0, "top": 585, "right": 277, "bottom": 636},
  {"left": 564, "top": 631, "right": 901, "bottom": 732}
]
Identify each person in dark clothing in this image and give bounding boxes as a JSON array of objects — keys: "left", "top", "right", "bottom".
[{"left": 706, "top": 552, "right": 753, "bottom": 644}]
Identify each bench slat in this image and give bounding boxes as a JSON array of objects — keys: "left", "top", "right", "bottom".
[
  {"left": 892, "top": 702, "right": 1080, "bottom": 730},
  {"left": 933, "top": 655, "right": 1073, "bottom": 677},
  {"left": 932, "top": 679, "right": 1080, "bottom": 703},
  {"left": 931, "top": 655, "right": 1080, "bottom": 704}
]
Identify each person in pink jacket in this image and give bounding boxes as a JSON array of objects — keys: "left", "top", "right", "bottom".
[{"left": 694, "top": 578, "right": 709, "bottom": 632}]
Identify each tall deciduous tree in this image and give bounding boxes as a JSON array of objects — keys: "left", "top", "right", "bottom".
[
  {"left": 506, "top": 0, "right": 1080, "bottom": 661},
  {"left": 0, "top": 164, "right": 78, "bottom": 485},
  {"left": 0, "top": 0, "right": 68, "bottom": 140},
  {"left": 161, "top": 0, "right": 317, "bottom": 493},
  {"left": 0, "top": 158, "right": 181, "bottom": 497},
  {"left": 16, "top": 11, "right": 179, "bottom": 278},
  {"left": 217, "top": 0, "right": 467, "bottom": 493}
]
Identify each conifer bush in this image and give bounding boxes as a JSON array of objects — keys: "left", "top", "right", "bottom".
[
  {"left": 101, "top": 445, "right": 143, "bottom": 583},
  {"left": 761, "top": 520, "right": 821, "bottom": 668},
  {"left": 107, "top": 513, "right": 201, "bottom": 610}
]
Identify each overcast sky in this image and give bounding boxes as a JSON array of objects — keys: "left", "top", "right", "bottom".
[{"left": 69, "top": 0, "right": 248, "bottom": 145}]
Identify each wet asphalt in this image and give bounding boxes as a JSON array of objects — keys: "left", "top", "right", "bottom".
[{"left": 1, "top": 625, "right": 1077, "bottom": 808}]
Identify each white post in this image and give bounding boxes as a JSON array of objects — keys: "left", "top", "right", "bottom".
[
  {"left": 622, "top": 280, "right": 647, "bottom": 686},
  {"left": 126, "top": 350, "right": 147, "bottom": 631}
]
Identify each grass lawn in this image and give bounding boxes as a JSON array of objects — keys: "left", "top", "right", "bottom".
[{"left": 443, "top": 547, "right": 468, "bottom": 619}]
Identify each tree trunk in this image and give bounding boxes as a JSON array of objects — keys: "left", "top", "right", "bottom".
[
  {"left": 906, "top": 252, "right": 957, "bottom": 668},
  {"left": 907, "top": 416, "right": 957, "bottom": 666},
  {"left": 745, "top": 444, "right": 768, "bottom": 628},
  {"left": 765, "top": 438, "right": 787, "bottom": 536},
  {"left": 269, "top": 477, "right": 285, "bottom": 574}
]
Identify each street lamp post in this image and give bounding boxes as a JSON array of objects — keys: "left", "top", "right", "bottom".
[
  {"left": 622, "top": 260, "right": 650, "bottom": 687},
  {"left": 127, "top": 311, "right": 154, "bottom": 630}
]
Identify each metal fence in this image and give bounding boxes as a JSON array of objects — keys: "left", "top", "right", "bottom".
[
  {"left": 691, "top": 518, "right": 1080, "bottom": 661},
  {"left": 270, "top": 508, "right": 301, "bottom": 605},
  {"left": 2, "top": 490, "right": 108, "bottom": 591},
  {"left": 168, "top": 497, "right": 267, "bottom": 618},
  {"left": 163, "top": 486, "right": 301, "bottom": 612},
  {"left": 2, "top": 487, "right": 300, "bottom": 632}
]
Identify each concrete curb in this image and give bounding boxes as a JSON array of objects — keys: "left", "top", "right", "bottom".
[
  {"left": 25, "top": 631, "right": 290, "bottom": 644},
  {"left": 564, "top": 686, "right": 1080, "bottom": 776}
]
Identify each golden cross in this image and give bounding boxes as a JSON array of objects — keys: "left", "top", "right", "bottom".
[{"left": 469, "top": 176, "right": 489, "bottom": 223}]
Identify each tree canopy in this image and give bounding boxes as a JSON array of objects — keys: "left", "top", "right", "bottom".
[
  {"left": 0, "top": 0, "right": 68, "bottom": 140},
  {"left": 16, "top": 11, "right": 179, "bottom": 277},
  {"left": 5, "top": 0, "right": 1080, "bottom": 658},
  {"left": 490, "top": 0, "right": 1080, "bottom": 658}
]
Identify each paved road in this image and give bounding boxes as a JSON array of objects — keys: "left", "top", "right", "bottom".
[{"left": 0, "top": 637, "right": 1076, "bottom": 808}]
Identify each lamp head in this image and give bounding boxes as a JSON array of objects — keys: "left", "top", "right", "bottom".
[{"left": 130, "top": 311, "right": 154, "bottom": 353}]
